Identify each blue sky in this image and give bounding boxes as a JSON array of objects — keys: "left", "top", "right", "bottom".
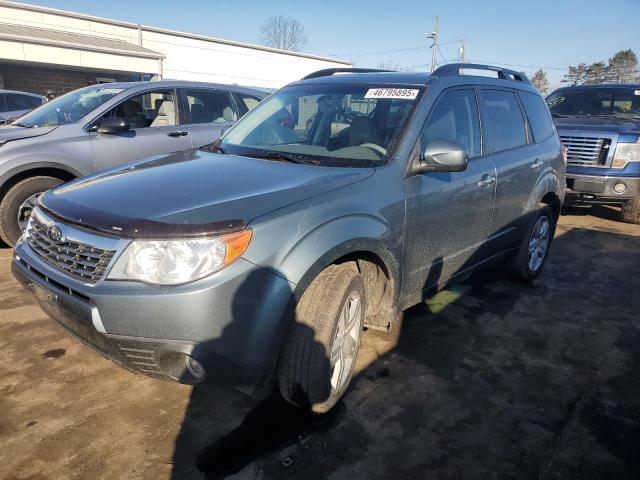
[{"left": 23, "top": 0, "right": 640, "bottom": 88}]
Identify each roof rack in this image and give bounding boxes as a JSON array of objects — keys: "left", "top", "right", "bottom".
[
  {"left": 432, "top": 63, "right": 531, "bottom": 84},
  {"left": 301, "top": 68, "right": 392, "bottom": 80}
]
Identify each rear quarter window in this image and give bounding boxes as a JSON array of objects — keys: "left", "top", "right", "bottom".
[{"left": 519, "top": 90, "right": 555, "bottom": 142}]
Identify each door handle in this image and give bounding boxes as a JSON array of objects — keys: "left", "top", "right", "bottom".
[
  {"left": 530, "top": 159, "right": 544, "bottom": 169},
  {"left": 167, "top": 131, "right": 189, "bottom": 137},
  {"left": 478, "top": 174, "right": 496, "bottom": 187}
]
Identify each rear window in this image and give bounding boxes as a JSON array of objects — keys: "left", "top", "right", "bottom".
[
  {"left": 481, "top": 89, "right": 527, "bottom": 153},
  {"left": 519, "top": 90, "right": 555, "bottom": 142}
]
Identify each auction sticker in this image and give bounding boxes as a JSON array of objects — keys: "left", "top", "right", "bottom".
[{"left": 365, "top": 88, "right": 419, "bottom": 99}]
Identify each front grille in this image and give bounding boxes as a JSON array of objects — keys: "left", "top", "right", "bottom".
[
  {"left": 27, "top": 217, "right": 116, "bottom": 284},
  {"left": 560, "top": 135, "right": 611, "bottom": 167}
]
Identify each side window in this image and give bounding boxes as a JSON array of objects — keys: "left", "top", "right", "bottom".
[
  {"left": 183, "top": 89, "right": 238, "bottom": 125},
  {"left": 481, "top": 89, "right": 527, "bottom": 153},
  {"left": 6, "top": 94, "right": 42, "bottom": 110},
  {"left": 101, "top": 90, "right": 176, "bottom": 129},
  {"left": 238, "top": 94, "right": 261, "bottom": 112},
  {"left": 0, "top": 95, "right": 7, "bottom": 113},
  {"left": 420, "top": 89, "right": 481, "bottom": 158},
  {"left": 519, "top": 90, "right": 554, "bottom": 142}
]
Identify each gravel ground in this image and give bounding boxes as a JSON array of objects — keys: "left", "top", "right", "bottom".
[{"left": 0, "top": 205, "right": 638, "bottom": 480}]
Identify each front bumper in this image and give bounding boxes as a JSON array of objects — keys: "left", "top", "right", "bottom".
[
  {"left": 565, "top": 173, "right": 640, "bottom": 204},
  {"left": 12, "top": 240, "right": 295, "bottom": 387}
]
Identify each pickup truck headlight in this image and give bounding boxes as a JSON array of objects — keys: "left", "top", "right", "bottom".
[
  {"left": 108, "top": 230, "right": 252, "bottom": 285},
  {"left": 612, "top": 140, "right": 640, "bottom": 169}
]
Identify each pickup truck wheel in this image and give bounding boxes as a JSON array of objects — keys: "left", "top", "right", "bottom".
[
  {"left": 0, "top": 176, "right": 63, "bottom": 246},
  {"left": 278, "top": 263, "right": 365, "bottom": 413},
  {"left": 621, "top": 198, "right": 640, "bottom": 225},
  {"left": 509, "top": 205, "right": 555, "bottom": 283}
]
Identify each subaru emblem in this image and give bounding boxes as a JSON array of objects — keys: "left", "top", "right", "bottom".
[{"left": 47, "top": 224, "right": 64, "bottom": 244}]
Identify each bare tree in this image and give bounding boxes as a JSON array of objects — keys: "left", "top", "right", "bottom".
[
  {"left": 531, "top": 69, "right": 550, "bottom": 95},
  {"left": 259, "top": 16, "right": 308, "bottom": 52},
  {"left": 377, "top": 59, "right": 400, "bottom": 71}
]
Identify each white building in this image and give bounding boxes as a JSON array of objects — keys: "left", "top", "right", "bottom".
[{"left": 0, "top": 1, "right": 350, "bottom": 95}]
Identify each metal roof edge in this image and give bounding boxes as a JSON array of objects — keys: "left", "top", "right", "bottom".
[
  {"left": 1, "top": 1, "right": 352, "bottom": 65},
  {"left": 0, "top": 22, "right": 165, "bottom": 59}
]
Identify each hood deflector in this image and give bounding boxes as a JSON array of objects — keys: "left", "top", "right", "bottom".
[{"left": 38, "top": 195, "right": 245, "bottom": 239}]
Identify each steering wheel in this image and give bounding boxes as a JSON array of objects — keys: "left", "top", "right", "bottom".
[{"left": 359, "top": 143, "right": 387, "bottom": 157}]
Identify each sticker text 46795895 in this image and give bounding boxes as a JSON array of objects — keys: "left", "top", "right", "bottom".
[{"left": 365, "top": 88, "right": 420, "bottom": 100}]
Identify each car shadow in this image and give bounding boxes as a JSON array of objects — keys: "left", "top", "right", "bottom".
[
  {"left": 562, "top": 203, "right": 622, "bottom": 223},
  {"left": 170, "top": 225, "right": 640, "bottom": 479}
]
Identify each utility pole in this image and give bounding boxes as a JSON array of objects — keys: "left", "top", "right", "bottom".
[
  {"left": 426, "top": 15, "right": 439, "bottom": 72},
  {"left": 459, "top": 39, "right": 468, "bottom": 63}
]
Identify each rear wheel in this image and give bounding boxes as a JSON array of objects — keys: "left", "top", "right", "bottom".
[
  {"left": 509, "top": 206, "right": 555, "bottom": 283},
  {"left": 0, "top": 176, "right": 63, "bottom": 246},
  {"left": 621, "top": 197, "right": 640, "bottom": 225},
  {"left": 278, "top": 263, "right": 365, "bottom": 413}
]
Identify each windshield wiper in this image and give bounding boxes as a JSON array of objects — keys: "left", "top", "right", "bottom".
[
  {"left": 551, "top": 113, "right": 579, "bottom": 118},
  {"left": 13, "top": 122, "right": 34, "bottom": 128},
  {"left": 200, "top": 140, "right": 225, "bottom": 154},
  {"left": 250, "top": 151, "right": 319, "bottom": 165}
]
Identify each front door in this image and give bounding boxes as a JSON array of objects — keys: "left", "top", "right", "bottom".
[
  {"left": 403, "top": 87, "right": 496, "bottom": 296},
  {"left": 179, "top": 88, "right": 240, "bottom": 148},
  {"left": 89, "top": 88, "right": 192, "bottom": 170}
]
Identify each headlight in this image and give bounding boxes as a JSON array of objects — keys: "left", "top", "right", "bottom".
[
  {"left": 612, "top": 141, "right": 640, "bottom": 169},
  {"left": 108, "top": 230, "right": 252, "bottom": 285}
]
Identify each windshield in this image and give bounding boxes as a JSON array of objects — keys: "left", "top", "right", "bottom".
[
  {"left": 14, "top": 86, "right": 124, "bottom": 128},
  {"left": 546, "top": 87, "right": 640, "bottom": 119},
  {"left": 219, "top": 84, "right": 423, "bottom": 167}
]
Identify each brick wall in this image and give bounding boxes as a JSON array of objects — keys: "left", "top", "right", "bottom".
[{"left": 0, "top": 64, "right": 141, "bottom": 96}]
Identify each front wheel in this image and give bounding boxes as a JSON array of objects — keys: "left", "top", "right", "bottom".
[
  {"left": 621, "top": 197, "right": 640, "bottom": 225},
  {"left": 0, "top": 176, "right": 64, "bottom": 246},
  {"left": 278, "top": 262, "right": 365, "bottom": 413},
  {"left": 509, "top": 206, "right": 555, "bottom": 283}
]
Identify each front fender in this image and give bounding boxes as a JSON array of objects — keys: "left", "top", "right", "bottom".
[
  {"left": 0, "top": 157, "right": 84, "bottom": 191},
  {"left": 245, "top": 211, "right": 402, "bottom": 301}
]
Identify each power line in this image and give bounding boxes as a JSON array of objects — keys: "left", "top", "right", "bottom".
[
  {"left": 468, "top": 58, "right": 567, "bottom": 71},
  {"left": 327, "top": 39, "right": 461, "bottom": 57}
]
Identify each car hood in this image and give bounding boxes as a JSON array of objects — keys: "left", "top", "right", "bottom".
[
  {"left": 554, "top": 116, "right": 640, "bottom": 136},
  {"left": 0, "top": 125, "right": 57, "bottom": 144},
  {"left": 40, "top": 149, "right": 373, "bottom": 238}
]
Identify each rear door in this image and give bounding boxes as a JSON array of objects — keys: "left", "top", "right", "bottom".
[
  {"left": 89, "top": 88, "right": 191, "bottom": 170},
  {"left": 403, "top": 87, "right": 496, "bottom": 294},
  {"left": 478, "top": 87, "right": 542, "bottom": 248},
  {"left": 179, "top": 88, "right": 240, "bottom": 148}
]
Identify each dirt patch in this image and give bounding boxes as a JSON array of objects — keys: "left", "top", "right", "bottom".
[{"left": 0, "top": 211, "right": 638, "bottom": 480}]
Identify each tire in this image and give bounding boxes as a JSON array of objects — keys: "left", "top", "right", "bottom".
[
  {"left": 0, "top": 176, "right": 63, "bottom": 246},
  {"left": 278, "top": 262, "right": 365, "bottom": 413},
  {"left": 509, "top": 205, "right": 555, "bottom": 283},
  {"left": 621, "top": 197, "right": 640, "bottom": 225}
]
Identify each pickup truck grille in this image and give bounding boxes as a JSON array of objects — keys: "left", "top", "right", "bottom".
[
  {"left": 27, "top": 216, "right": 116, "bottom": 284},
  {"left": 560, "top": 135, "right": 611, "bottom": 167}
]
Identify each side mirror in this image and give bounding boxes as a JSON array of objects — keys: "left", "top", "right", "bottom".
[
  {"left": 96, "top": 117, "right": 130, "bottom": 134},
  {"left": 417, "top": 139, "right": 469, "bottom": 173}
]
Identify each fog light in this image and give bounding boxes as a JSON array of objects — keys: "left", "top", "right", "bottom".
[
  {"left": 185, "top": 355, "right": 206, "bottom": 381},
  {"left": 613, "top": 182, "right": 627, "bottom": 194}
]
